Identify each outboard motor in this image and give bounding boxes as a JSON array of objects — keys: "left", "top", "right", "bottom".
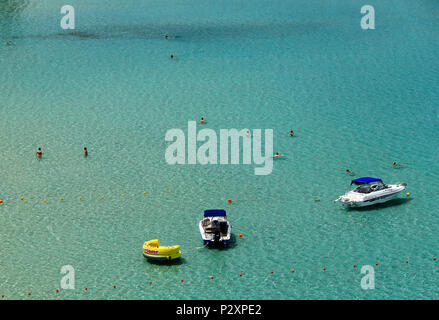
[
  {"left": 213, "top": 232, "right": 220, "bottom": 243},
  {"left": 219, "top": 221, "right": 228, "bottom": 234}
]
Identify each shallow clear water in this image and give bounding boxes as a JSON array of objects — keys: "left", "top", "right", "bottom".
[{"left": 0, "top": 0, "right": 438, "bottom": 299}]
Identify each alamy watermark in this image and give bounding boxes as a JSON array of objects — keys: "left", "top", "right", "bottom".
[
  {"left": 165, "top": 121, "right": 274, "bottom": 175},
  {"left": 60, "top": 5, "right": 75, "bottom": 30},
  {"left": 60, "top": 265, "right": 75, "bottom": 290},
  {"left": 58, "top": 5, "right": 374, "bottom": 31},
  {"left": 360, "top": 265, "right": 375, "bottom": 290},
  {"left": 361, "top": 5, "right": 375, "bottom": 30}
]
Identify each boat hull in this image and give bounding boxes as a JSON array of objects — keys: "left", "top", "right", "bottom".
[
  {"left": 203, "top": 239, "right": 230, "bottom": 246},
  {"left": 143, "top": 252, "right": 181, "bottom": 261},
  {"left": 341, "top": 190, "right": 403, "bottom": 208}
]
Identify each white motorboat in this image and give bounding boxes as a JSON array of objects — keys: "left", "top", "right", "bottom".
[
  {"left": 334, "top": 177, "right": 406, "bottom": 208},
  {"left": 199, "top": 209, "right": 231, "bottom": 246}
]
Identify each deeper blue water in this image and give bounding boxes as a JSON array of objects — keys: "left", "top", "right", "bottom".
[{"left": 0, "top": 0, "right": 438, "bottom": 299}]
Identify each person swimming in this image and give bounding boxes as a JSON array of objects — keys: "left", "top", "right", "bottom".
[
  {"left": 7, "top": 40, "right": 13, "bottom": 46},
  {"left": 84, "top": 147, "right": 88, "bottom": 157},
  {"left": 271, "top": 152, "right": 286, "bottom": 159},
  {"left": 346, "top": 169, "right": 355, "bottom": 175},
  {"left": 290, "top": 130, "right": 294, "bottom": 136},
  {"left": 393, "top": 161, "right": 406, "bottom": 167},
  {"left": 200, "top": 117, "right": 205, "bottom": 124},
  {"left": 170, "top": 54, "right": 174, "bottom": 59},
  {"left": 36, "top": 148, "right": 43, "bottom": 158},
  {"left": 165, "top": 35, "right": 169, "bottom": 39}
]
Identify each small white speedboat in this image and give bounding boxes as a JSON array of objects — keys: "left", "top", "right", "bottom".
[
  {"left": 334, "top": 177, "right": 406, "bottom": 208},
  {"left": 199, "top": 209, "right": 231, "bottom": 246}
]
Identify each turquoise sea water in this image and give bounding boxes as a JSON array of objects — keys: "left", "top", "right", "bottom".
[{"left": 0, "top": 0, "right": 438, "bottom": 299}]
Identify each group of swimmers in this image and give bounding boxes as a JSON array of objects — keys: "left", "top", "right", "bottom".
[
  {"left": 200, "top": 118, "right": 294, "bottom": 158},
  {"left": 200, "top": 118, "right": 406, "bottom": 166},
  {"left": 345, "top": 161, "right": 406, "bottom": 175},
  {"left": 36, "top": 147, "right": 88, "bottom": 158},
  {"left": 201, "top": 117, "right": 295, "bottom": 135},
  {"left": 165, "top": 34, "right": 174, "bottom": 59},
  {"left": 34, "top": 117, "right": 291, "bottom": 160}
]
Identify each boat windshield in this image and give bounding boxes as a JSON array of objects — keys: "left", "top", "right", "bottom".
[
  {"left": 204, "top": 219, "right": 228, "bottom": 234},
  {"left": 353, "top": 182, "right": 388, "bottom": 193}
]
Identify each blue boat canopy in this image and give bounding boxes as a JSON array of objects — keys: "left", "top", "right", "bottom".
[
  {"left": 204, "top": 209, "right": 226, "bottom": 217},
  {"left": 351, "top": 177, "right": 383, "bottom": 185}
]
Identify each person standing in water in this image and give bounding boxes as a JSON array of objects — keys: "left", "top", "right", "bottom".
[
  {"left": 36, "top": 148, "right": 43, "bottom": 158},
  {"left": 200, "top": 117, "right": 205, "bottom": 124},
  {"left": 84, "top": 147, "right": 88, "bottom": 157}
]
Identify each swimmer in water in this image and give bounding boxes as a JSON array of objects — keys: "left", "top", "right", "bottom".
[
  {"left": 7, "top": 40, "right": 13, "bottom": 46},
  {"left": 84, "top": 147, "right": 88, "bottom": 157},
  {"left": 170, "top": 54, "right": 174, "bottom": 59},
  {"left": 200, "top": 117, "right": 205, "bottom": 124},
  {"left": 290, "top": 130, "right": 294, "bottom": 136},
  {"left": 346, "top": 169, "right": 355, "bottom": 175},
  {"left": 393, "top": 161, "right": 406, "bottom": 167},
  {"left": 36, "top": 148, "right": 42, "bottom": 158},
  {"left": 271, "top": 152, "right": 285, "bottom": 159}
]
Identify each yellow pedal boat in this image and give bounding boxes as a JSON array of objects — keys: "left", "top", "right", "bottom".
[{"left": 142, "top": 239, "right": 181, "bottom": 261}]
